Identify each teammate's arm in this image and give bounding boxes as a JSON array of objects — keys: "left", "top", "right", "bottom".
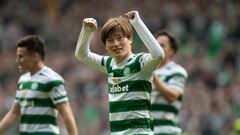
[
  {"left": 57, "top": 102, "right": 78, "bottom": 135},
  {"left": 75, "top": 18, "right": 107, "bottom": 74},
  {"left": 0, "top": 102, "right": 20, "bottom": 133},
  {"left": 153, "top": 75, "right": 181, "bottom": 103}
]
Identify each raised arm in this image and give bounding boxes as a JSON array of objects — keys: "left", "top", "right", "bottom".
[
  {"left": 75, "top": 18, "right": 107, "bottom": 74},
  {"left": 125, "top": 11, "right": 165, "bottom": 71}
]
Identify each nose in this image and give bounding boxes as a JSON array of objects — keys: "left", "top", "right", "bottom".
[
  {"left": 16, "top": 57, "right": 20, "bottom": 64},
  {"left": 112, "top": 39, "right": 120, "bottom": 47}
]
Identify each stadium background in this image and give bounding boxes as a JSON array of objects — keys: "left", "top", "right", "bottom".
[{"left": 0, "top": 0, "right": 239, "bottom": 135}]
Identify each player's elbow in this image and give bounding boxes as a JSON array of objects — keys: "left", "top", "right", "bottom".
[
  {"left": 74, "top": 49, "right": 81, "bottom": 60},
  {"left": 166, "top": 95, "right": 178, "bottom": 104},
  {"left": 158, "top": 49, "right": 165, "bottom": 61},
  {"left": 74, "top": 48, "right": 87, "bottom": 62},
  {"left": 154, "top": 49, "right": 165, "bottom": 64},
  {"left": 165, "top": 90, "right": 181, "bottom": 104}
]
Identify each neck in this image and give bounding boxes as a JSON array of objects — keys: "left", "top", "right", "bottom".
[
  {"left": 115, "top": 53, "right": 132, "bottom": 65},
  {"left": 159, "top": 58, "right": 171, "bottom": 68},
  {"left": 30, "top": 62, "right": 45, "bottom": 75}
]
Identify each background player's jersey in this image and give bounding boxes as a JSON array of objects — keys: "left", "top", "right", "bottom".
[
  {"left": 15, "top": 66, "right": 68, "bottom": 135},
  {"left": 151, "top": 61, "right": 187, "bottom": 135},
  {"left": 101, "top": 53, "right": 155, "bottom": 135}
]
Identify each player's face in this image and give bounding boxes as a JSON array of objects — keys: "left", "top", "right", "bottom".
[
  {"left": 16, "top": 47, "right": 36, "bottom": 73},
  {"left": 156, "top": 35, "right": 174, "bottom": 60},
  {"left": 105, "top": 29, "right": 132, "bottom": 63}
]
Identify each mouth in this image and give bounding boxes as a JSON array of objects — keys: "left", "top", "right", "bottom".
[
  {"left": 18, "top": 65, "right": 23, "bottom": 71},
  {"left": 113, "top": 48, "right": 123, "bottom": 54}
]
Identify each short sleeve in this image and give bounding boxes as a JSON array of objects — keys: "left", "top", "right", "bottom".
[
  {"left": 49, "top": 84, "right": 68, "bottom": 105},
  {"left": 167, "top": 74, "right": 187, "bottom": 94}
]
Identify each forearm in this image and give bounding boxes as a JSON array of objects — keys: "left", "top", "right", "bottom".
[
  {"left": 130, "top": 12, "right": 164, "bottom": 59},
  {"left": 75, "top": 25, "right": 94, "bottom": 59},
  {"left": 0, "top": 104, "right": 20, "bottom": 133},
  {"left": 75, "top": 24, "right": 107, "bottom": 74},
  {"left": 57, "top": 102, "right": 78, "bottom": 135},
  {"left": 62, "top": 114, "right": 78, "bottom": 135},
  {"left": 153, "top": 76, "right": 180, "bottom": 103}
]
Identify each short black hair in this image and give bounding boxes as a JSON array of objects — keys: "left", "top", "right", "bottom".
[
  {"left": 154, "top": 30, "right": 179, "bottom": 54},
  {"left": 16, "top": 35, "right": 45, "bottom": 60}
]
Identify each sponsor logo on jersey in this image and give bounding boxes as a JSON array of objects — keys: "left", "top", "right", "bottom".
[{"left": 110, "top": 85, "right": 129, "bottom": 94}]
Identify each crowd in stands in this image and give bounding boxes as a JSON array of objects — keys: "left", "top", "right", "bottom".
[{"left": 0, "top": 0, "right": 239, "bottom": 134}]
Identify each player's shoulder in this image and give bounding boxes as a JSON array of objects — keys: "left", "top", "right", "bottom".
[
  {"left": 39, "top": 66, "right": 64, "bottom": 83},
  {"left": 167, "top": 61, "right": 188, "bottom": 78},
  {"left": 18, "top": 72, "right": 31, "bottom": 83}
]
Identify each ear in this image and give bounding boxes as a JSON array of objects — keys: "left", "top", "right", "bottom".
[
  {"left": 32, "top": 52, "right": 41, "bottom": 61},
  {"left": 129, "top": 37, "right": 133, "bottom": 44},
  {"left": 169, "top": 49, "right": 175, "bottom": 58}
]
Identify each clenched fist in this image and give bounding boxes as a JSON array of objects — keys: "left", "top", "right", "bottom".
[
  {"left": 125, "top": 11, "right": 139, "bottom": 20},
  {"left": 83, "top": 18, "right": 97, "bottom": 29}
]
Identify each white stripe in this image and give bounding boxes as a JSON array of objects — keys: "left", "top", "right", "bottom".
[
  {"left": 20, "top": 107, "right": 58, "bottom": 117},
  {"left": 152, "top": 96, "right": 181, "bottom": 109},
  {"left": 110, "top": 110, "right": 151, "bottom": 121},
  {"left": 151, "top": 111, "right": 177, "bottom": 120},
  {"left": 16, "top": 90, "right": 49, "bottom": 99},
  {"left": 20, "top": 124, "right": 59, "bottom": 133},
  {"left": 111, "top": 128, "right": 153, "bottom": 135},
  {"left": 108, "top": 72, "right": 151, "bottom": 84},
  {"left": 109, "top": 92, "right": 150, "bottom": 102},
  {"left": 168, "top": 85, "right": 184, "bottom": 94},
  {"left": 154, "top": 126, "right": 182, "bottom": 134}
]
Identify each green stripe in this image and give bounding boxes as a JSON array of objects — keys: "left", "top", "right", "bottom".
[
  {"left": 53, "top": 96, "right": 67, "bottom": 101},
  {"left": 21, "top": 114, "right": 57, "bottom": 125},
  {"left": 16, "top": 98, "right": 55, "bottom": 108},
  {"left": 151, "top": 104, "right": 179, "bottom": 114},
  {"left": 108, "top": 80, "right": 151, "bottom": 94},
  {"left": 155, "top": 133, "right": 179, "bottom": 135},
  {"left": 178, "top": 95, "right": 182, "bottom": 101},
  {"left": 20, "top": 132, "right": 58, "bottom": 135},
  {"left": 101, "top": 57, "right": 105, "bottom": 66},
  {"left": 17, "top": 80, "right": 64, "bottom": 92},
  {"left": 164, "top": 73, "right": 186, "bottom": 82},
  {"left": 110, "top": 118, "right": 152, "bottom": 132},
  {"left": 108, "top": 54, "right": 143, "bottom": 77},
  {"left": 106, "top": 56, "right": 113, "bottom": 72},
  {"left": 110, "top": 99, "right": 151, "bottom": 113},
  {"left": 154, "top": 119, "right": 179, "bottom": 127}
]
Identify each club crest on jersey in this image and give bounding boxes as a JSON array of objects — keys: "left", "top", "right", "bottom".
[
  {"left": 19, "top": 84, "right": 23, "bottom": 89},
  {"left": 31, "top": 82, "right": 38, "bottom": 90},
  {"left": 123, "top": 67, "right": 131, "bottom": 76}
]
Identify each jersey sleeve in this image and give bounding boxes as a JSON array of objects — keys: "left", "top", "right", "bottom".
[
  {"left": 48, "top": 81, "right": 68, "bottom": 105},
  {"left": 139, "top": 53, "right": 162, "bottom": 73},
  {"left": 75, "top": 23, "right": 107, "bottom": 74},
  {"left": 166, "top": 72, "right": 187, "bottom": 94},
  {"left": 129, "top": 11, "right": 164, "bottom": 72}
]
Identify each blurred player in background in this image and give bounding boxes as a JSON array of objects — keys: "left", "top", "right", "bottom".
[
  {"left": 75, "top": 11, "right": 164, "bottom": 135},
  {"left": 151, "top": 30, "right": 188, "bottom": 135},
  {"left": 0, "top": 35, "right": 78, "bottom": 135}
]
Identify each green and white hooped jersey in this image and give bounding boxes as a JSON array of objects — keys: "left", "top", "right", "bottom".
[
  {"left": 15, "top": 66, "right": 68, "bottom": 135},
  {"left": 101, "top": 53, "right": 155, "bottom": 135},
  {"left": 151, "top": 61, "right": 187, "bottom": 135}
]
